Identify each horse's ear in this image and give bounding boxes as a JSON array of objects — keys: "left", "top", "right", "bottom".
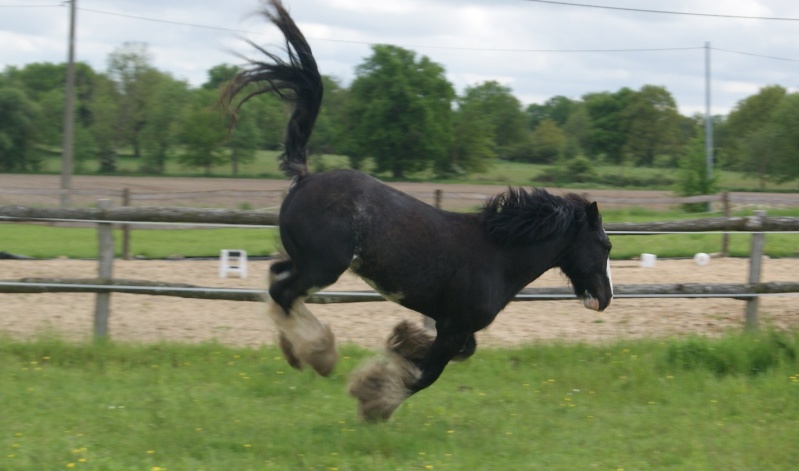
[{"left": 587, "top": 201, "right": 601, "bottom": 227}]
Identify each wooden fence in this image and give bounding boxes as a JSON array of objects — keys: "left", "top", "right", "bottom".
[
  {"left": 3, "top": 186, "right": 799, "bottom": 212},
  {"left": 1, "top": 204, "right": 799, "bottom": 339}
]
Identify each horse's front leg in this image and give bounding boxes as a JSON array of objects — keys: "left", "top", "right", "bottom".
[
  {"left": 408, "top": 329, "right": 471, "bottom": 393},
  {"left": 348, "top": 322, "right": 471, "bottom": 422}
]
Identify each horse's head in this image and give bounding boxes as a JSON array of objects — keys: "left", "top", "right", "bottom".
[{"left": 559, "top": 201, "right": 613, "bottom": 312}]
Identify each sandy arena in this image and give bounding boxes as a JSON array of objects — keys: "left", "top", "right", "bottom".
[{"left": 1, "top": 257, "right": 798, "bottom": 348}]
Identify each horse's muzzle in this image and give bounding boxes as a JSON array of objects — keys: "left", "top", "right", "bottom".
[{"left": 582, "top": 291, "right": 611, "bottom": 312}]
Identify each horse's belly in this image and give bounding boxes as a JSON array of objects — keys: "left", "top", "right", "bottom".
[{"left": 350, "top": 256, "right": 405, "bottom": 303}]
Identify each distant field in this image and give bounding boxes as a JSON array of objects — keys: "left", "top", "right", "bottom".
[{"left": 27, "top": 149, "right": 799, "bottom": 192}]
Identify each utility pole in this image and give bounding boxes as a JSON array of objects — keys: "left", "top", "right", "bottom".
[
  {"left": 60, "top": 0, "right": 77, "bottom": 208},
  {"left": 705, "top": 41, "right": 714, "bottom": 181}
]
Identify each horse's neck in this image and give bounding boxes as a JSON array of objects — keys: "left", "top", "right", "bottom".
[{"left": 498, "top": 237, "right": 568, "bottom": 292}]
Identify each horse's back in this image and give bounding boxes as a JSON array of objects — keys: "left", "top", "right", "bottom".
[{"left": 279, "top": 169, "right": 487, "bottom": 312}]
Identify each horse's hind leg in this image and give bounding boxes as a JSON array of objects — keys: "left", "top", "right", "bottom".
[{"left": 266, "top": 260, "right": 341, "bottom": 377}]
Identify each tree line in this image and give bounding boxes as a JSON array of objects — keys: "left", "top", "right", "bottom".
[{"left": 1, "top": 41, "right": 798, "bottom": 187}]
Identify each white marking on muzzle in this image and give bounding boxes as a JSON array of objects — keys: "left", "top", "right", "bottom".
[{"left": 607, "top": 258, "right": 614, "bottom": 296}]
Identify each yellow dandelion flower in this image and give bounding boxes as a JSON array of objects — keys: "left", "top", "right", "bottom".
[
  {"left": 66, "top": 464, "right": 75, "bottom": 468},
  {"left": 146, "top": 450, "right": 155, "bottom": 455}
]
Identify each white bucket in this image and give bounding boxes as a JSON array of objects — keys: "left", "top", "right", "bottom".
[
  {"left": 640, "top": 253, "right": 657, "bottom": 268},
  {"left": 694, "top": 252, "right": 710, "bottom": 266}
]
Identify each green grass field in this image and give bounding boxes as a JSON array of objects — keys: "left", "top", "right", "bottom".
[
  {"left": 2, "top": 207, "right": 797, "bottom": 260},
  {"left": 2, "top": 333, "right": 798, "bottom": 470},
  {"left": 0, "top": 225, "right": 281, "bottom": 259}
]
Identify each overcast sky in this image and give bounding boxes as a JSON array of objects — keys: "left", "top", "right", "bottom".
[{"left": 1, "top": 0, "right": 797, "bottom": 116}]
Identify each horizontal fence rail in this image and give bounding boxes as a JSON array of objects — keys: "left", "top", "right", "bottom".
[
  {"left": 3, "top": 205, "right": 799, "bottom": 232},
  {"left": 2, "top": 279, "right": 799, "bottom": 302},
  {"left": 3, "top": 187, "right": 799, "bottom": 211},
  {"left": 0, "top": 205, "right": 279, "bottom": 227}
]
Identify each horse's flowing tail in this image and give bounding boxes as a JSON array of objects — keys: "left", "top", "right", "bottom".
[{"left": 222, "top": 0, "right": 321, "bottom": 179}]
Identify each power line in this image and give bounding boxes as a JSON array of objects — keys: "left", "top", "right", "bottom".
[
  {"left": 523, "top": 0, "right": 799, "bottom": 21},
  {"left": 16, "top": 4, "right": 799, "bottom": 62},
  {"left": 77, "top": 7, "right": 703, "bottom": 54},
  {"left": 78, "top": 7, "right": 251, "bottom": 34},
  {"left": 712, "top": 47, "right": 799, "bottom": 63}
]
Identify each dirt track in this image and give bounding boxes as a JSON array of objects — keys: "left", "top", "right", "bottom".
[
  {"left": 2, "top": 257, "right": 798, "bottom": 348},
  {"left": 0, "top": 174, "right": 675, "bottom": 210}
]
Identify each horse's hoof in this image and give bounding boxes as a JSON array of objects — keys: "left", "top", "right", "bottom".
[
  {"left": 387, "top": 320, "right": 434, "bottom": 363},
  {"left": 300, "top": 323, "right": 338, "bottom": 377},
  {"left": 348, "top": 353, "right": 420, "bottom": 422},
  {"left": 278, "top": 331, "right": 303, "bottom": 370}
]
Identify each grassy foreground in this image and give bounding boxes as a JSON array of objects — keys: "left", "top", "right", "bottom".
[{"left": 2, "top": 333, "right": 799, "bottom": 470}]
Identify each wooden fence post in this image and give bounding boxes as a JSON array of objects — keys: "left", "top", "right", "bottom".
[
  {"left": 434, "top": 189, "right": 443, "bottom": 209},
  {"left": 721, "top": 191, "right": 730, "bottom": 257},
  {"left": 745, "top": 210, "right": 767, "bottom": 331},
  {"left": 94, "top": 199, "right": 115, "bottom": 340},
  {"left": 122, "top": 188, "right": 131, "bottom": 260}
]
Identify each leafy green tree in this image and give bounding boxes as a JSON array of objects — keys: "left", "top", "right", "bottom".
[
  {"left": 180, "top": 89, "right": 227, "bottom": 174},
  {"left": 250, "top": 93, "right": 287, "bottom": 151},
  {"left": 32, "top": 88, "right": 64, "bottom": 147},
  {"left": 0, "top": 87, "right": 39, "bottom": 171},
  {"left": 677, "top": 134, "right": 718, "bottom": 211},
  {"left": 203, "top": 64, "right": 240, "bottom": 91},
  {"left": 86, "top": 75, "right": 121, "bottom": 172},
  {"left": 309, "top": 75, "right": 350, "bottom": 156},
  {"left": 73, "top": 124, "right": 98, "bottom": 172},
  {"left": 107, "top": 42, "right": 159, "bottom": 159},
  {"left": 4, "top": 62, "right": 99, "bottom": 149},
  {"left": 348, "top": 45, "right": 454, "bottom": 178},
  {"left": 527, "top": 95, "right": 577, "bottom": 129},
  {"left": 561, "top": 103, "right": 590, "bottom": 159},
  {"left": 623, "top": 85, "right": 683, "bottom": 166},
  {"left": 224, "top": 98, "right": 259, "bottom": 176},
  {"left": 140, "top": 77, "right": 191, "bottom": 173},
  {"left": 528, "top": 118, "right": 566, "bottom": 163},
  {"left": 438, "top": 97, "right": 495, "bottom": 176},
  {"left": 769, "top": 94, "right": 799, "bottom": 184},
  {"left": 724, "top": 85, "right": 787, "bottom": 174},
  {"left": 583, "top": 87, "right": 634, "bottom": 163},
  {"left": 460, "top": 81, "right": 528, "bottom": 160},
  {"left": 738, "top": 93, "right": 799, "bottom": 188}
]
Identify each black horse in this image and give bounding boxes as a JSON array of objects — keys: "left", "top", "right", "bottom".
[{"left": 224, "top": 0, "right": 613, "bottom": 421}]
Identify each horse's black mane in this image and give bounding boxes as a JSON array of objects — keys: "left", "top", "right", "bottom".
[{"left": 479, "top": 187, "right": 590, "bottom": 246}]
